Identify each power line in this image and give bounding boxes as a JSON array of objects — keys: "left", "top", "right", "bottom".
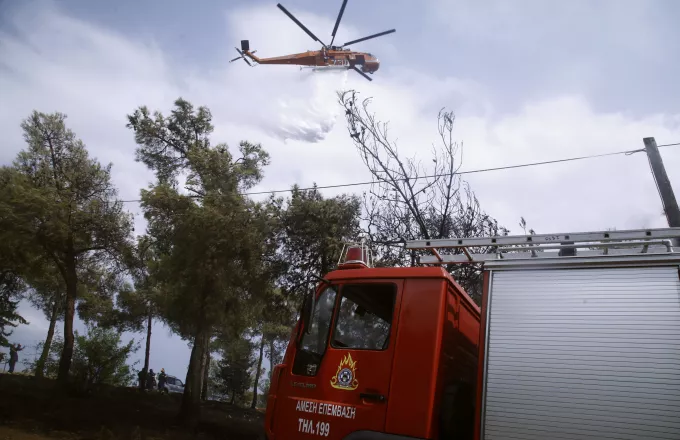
[{"left": 118, "top": 142, "right": 680, "bottom": 202}]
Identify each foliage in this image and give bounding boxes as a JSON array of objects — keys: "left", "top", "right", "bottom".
[
  {"left": 0, "top": 167, "right": 32, "bottom": 347},
  {"left": 1, "top": 111, "right": 133, "bottom": 381},
  {"left": 109, "top": 236, "right": 162, "bottom": 331},
  {"left": 277, "top": 186, "right": 362, "bottom": 302},
  {"left": 127, "top": 97, "right": 273, "bottom": 423},
  {"left": 91, "top": 234, "right": 166, "bottom": 389},
  {"left": 258, "top": 376, "right": 271, "bottom": 408},
  {"left": 24, "top": 334, "right": 62, "bottom": 378},
  {"left": 27, "top": 327, "right": 138, "bottom": 388},
  {"left": 0, "top": 272, "right": 28, "bottom": 347},
  {"left": 23, "top": 264, "right": 65, "bottom": 324},
  {"left": 26, "top": 268, "right": 63, "bottom": 378},
  {"left": 212, "top": 337, "right": 255, "bottom": 406},
  {"left": 71, "top": 325, "right": 139, "bottom": 388},
  {"left": 263, "top": 319, "right": 290, "bottom": 373}
]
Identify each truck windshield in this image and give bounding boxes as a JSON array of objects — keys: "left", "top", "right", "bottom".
[
  {"left": 331, "top": 283, "right": 395, "bottom": 350},
  {"left": 291, "top": 283, "right": 396, "bottom": 376},
  {"left": 292, "top": 285, "right": 337, "bottom": 376}
]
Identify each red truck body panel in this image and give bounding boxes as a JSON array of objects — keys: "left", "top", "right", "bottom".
[{"left": 265, "top": 265, "right": 480, "bottom": 440}]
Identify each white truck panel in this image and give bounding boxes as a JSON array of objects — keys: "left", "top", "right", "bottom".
[{"left": 482, "top": 266, "right": 680, "bottom": 440}]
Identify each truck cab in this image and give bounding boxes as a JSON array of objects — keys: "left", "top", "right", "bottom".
[{"left": 264, "top": 243, "right": 480, "bottom": 440}]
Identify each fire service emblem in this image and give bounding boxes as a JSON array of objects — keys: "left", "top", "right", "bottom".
[{"left": 330, "top": 353, "right": 359, "bottom": 390}]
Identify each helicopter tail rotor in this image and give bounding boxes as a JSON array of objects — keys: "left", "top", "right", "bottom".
[
  {"left": 229, "top": 48, "right": 252, "bottom": 66},
  {"left": 230, "top": 42, "right": 258, "bottom": 66}
]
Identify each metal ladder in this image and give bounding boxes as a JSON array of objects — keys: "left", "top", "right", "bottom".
[{"left": 405, "top": 227, "right": 680, "bottom": 265}]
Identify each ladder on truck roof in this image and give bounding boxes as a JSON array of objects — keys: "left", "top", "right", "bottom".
[{"left": 405, "top": 227, "right": 680, "bottom": 265}]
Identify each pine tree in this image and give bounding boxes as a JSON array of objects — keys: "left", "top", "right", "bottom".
[{"left": 1, "top": 111, "right": 133, "bottom": 382}]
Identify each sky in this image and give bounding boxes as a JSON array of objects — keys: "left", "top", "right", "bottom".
[{"left": 2, "top": 0, "right": 680, "bottom": 380}]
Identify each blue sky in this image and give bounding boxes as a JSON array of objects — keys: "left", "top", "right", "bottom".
[{"left": 2, "top": 0, "right": 680, "bottom": 380}]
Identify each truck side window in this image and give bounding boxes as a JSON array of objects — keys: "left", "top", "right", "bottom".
[
  {"left": 331, "top": 283, "right": 396, "bottom": 350},
  {"left": 292, "top": 286, "right": 338, "bottom": 376}
]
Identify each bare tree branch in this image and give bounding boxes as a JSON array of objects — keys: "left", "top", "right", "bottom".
[{"left": 338, "top": 90, "right": 512, "bottom": 303}]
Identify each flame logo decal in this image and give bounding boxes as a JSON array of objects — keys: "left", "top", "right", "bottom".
[{"left": 330, "top": 353, "right": 359, "bottom": 390}]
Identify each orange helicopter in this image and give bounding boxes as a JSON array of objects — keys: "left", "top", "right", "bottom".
[{"left": 230, "top": 0, "right": 395, "bottom": 81}]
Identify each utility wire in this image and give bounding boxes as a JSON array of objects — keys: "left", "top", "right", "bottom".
[{"left": 118, "top": 142, "right": 680, "bottom": 202}]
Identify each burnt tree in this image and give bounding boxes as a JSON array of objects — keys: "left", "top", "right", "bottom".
[{"left": 339, "top": 90, "right": 508, "bottom": 303}]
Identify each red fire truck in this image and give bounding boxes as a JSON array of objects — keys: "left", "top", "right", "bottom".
[{"left": 264, "top": 228, "right": 680, "bottom": 440}]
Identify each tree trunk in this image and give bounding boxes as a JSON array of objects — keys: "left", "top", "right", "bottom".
[
  {"left": 251, "top": 334, "right": 265, "bottom": 409},
  {"left": 197, "top": 333, "right": 208, "bottom": 400},
  {"left": 201, "top": 348, "right": 210, "bottom": 401},
  {"left": 269, "top": 337, "right": 275, "bottom": 381},
  {"left": 57, "top": 258, "right": 77, "bottom": 383},
  {"left": 179, "top": 326, "right": 208, "bottom": 426},
  {"left": 141, "top": 311, "right": 152, "bottom": 390},
  {"left": 35, "top": 296, "right": 60, "bottom": 378},
  {"left": 321, "top": 247, "right": 329, "bottom": 276}
]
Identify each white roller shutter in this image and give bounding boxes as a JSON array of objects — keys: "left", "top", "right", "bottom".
[{"left": 483, "top": 266, "right": 680, "bottom": 440}]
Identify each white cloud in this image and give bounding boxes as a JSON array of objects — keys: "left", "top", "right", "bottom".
[
  {"left": 428, "top": 0, "right": 662, "bottom": 57},
  {"left": 2, "top": 0, "right": 680, "bottom": 376}
]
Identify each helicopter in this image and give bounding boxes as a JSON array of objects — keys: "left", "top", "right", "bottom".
[{"left": 230, "top": 0, "right": 395, "bottom": 81}]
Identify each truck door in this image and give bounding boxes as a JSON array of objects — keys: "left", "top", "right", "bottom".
[{"left": 274, "top": 280, "right": 403, "bottom": 440}]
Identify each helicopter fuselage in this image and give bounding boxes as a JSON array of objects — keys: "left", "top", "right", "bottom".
[
  {"left": 232, "top": 1, "right": 393, "bottom": 81},
  {"left": 243, "top": 48, "right": 380, "bottom": 73}
]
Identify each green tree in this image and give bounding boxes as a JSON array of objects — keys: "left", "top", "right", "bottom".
[
  {"left": 278, "top": 185, "right": 362, "bottom": 301},
  {"left": 25, "top": 333, "right": 63, "bottom": 378},
  {"left": 98, "top": 235, "right": 164, "bottom": 390},
  {"left": 26, "top": 327, "right": 138, "bottom": 389},
  {"left": 70, "top": 325, "right": 139, "bottom": 390},
  {"left": 0, "top": 272, "right": 28, "bottom": 347},
  {"left": 126, "top": 98, "right": 272, "bottom": 424},
  {"left": 213, "top": 337, "right": 255, "bottom": 405},
  {"left": 1, "top": 111, "right": 133, "bottom": 382},
  {"left": 258, "top": 376, "right": 271, "bottom": 408},
  {"left": 243, "top": 187, "right": 361, "bottom": 407},
  {"left": 24, "top": 265, "right": 65, "bottom": 377},
  {"left": 256, "top": 290, "right": 295, "bottom": 406},
  {"left": 245, "top": 186, "right": 362, "bottom": 408},
  {"left": 0, "top": 167, "right": 34, "bottom": 347}
]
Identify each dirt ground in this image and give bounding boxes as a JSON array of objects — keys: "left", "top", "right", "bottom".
[{"left": 0, "top": 373, "right": 264, "bottom": 440}]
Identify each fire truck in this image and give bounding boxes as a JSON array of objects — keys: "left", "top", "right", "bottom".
[{"left": 264, "top": 228, "right": 680, "bottom": 440}]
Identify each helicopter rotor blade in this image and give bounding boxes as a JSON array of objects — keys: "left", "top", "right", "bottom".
[
  {"left": 352, "top": 66, "right": 372, "bottom": 81},
  {"left": 277, "top": 3, "right": 327, "bottom": 47},
  {"left": 329, "top": 0, "right": 348, "bottom": 47},
  {"left": 343, "top": 29, "right": 395, "bottom": 47}
]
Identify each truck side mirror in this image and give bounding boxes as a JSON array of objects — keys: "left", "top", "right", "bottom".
[{"left": 304, "top": 290, "right": 316, "bottom": 335}]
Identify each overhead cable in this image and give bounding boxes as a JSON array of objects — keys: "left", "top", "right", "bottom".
[{"left": 118, "top": 142, "right": 680, "bottom": 202}]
